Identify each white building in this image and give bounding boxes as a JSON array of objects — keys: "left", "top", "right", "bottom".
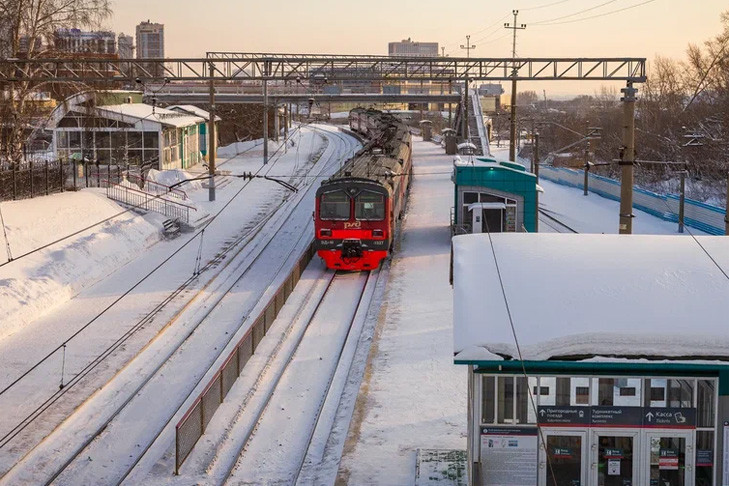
[
  {"left": 167, "top": 105, "right": 221, "bottom": 159},
  {"left": 388, "top": 38, "right": 438, "bottom": 57},
  {"left": 49, "top": 92, "right": 206, "bottom": 170},
  {"left": 54, "top": 29, "right": 116, "bottom": 54}
]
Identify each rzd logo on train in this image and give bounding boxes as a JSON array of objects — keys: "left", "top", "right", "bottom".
[{"left": 344, "top": 221, "right": 362, "bottom": 229}]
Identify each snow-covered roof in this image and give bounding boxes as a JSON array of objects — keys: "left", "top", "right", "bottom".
[
  {"left": 453, "top": 233, "right": 729, "bottom": 362},
  {"left": 95, "top": 104, "right": 205, "bottom": 128},
  {"left": 167, "top": 105, "right": 222, "bottom": 122}
]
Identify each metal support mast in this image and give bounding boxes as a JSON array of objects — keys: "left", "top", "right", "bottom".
[
  {"left": 619, "top": 81, "right": 637, "bottom": 234},
  {"left": 505, "top": 10, "right": 526, "bottom": 162},
  {"left": 460, "top": 35, "right": 476, "bottom": 59},
  {"left": 208, "top": 62, "right": 216, "bottom": 202},
  {"left": 263, "top": 78, "right": 269, "bottom": 164}
]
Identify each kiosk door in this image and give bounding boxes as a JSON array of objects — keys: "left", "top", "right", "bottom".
[
  {"left": 643, "top": 431, "right": 694, "bottom": 486},
  {"left": 590, "top": 430, "right": 639, "bottom": 486},
  {"left": 539, "top": 430, "right": 588, "bottom": 486}
]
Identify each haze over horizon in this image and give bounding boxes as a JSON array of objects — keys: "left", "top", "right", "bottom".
[{"left": 110, "top": 0, "right": 727, "bottom": 96}]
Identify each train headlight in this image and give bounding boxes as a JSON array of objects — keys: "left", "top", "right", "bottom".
[
  {"left": 320, "top": 229, "right": 332, "bottom": 237},
  {"left": 372, "top": 229, "right": 384, "bottom": 238}
]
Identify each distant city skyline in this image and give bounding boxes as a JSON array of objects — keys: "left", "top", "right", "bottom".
[{"left": 108, "top": 0, "right": 727, "bottom": 95}]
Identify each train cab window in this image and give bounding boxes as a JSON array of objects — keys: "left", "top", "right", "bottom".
[
  {"left": 320, "top": 190, "right": 351, "bottom": 220},
  {"left": 354, "top": 191, "right": 385, "bottom": 220}
]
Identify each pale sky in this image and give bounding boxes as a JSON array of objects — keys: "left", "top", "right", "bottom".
[{"left": 110, "top": 0, "right": 727, "bottom": 96}]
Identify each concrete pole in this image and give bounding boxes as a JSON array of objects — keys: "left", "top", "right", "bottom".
[
  {"left": 619, "top": 81, "right": 637, "bottom": 234},
  {"left": 274, "top": 102, "right": 280, "bottom": 142},
  {"left": 208, "top": 63, "right": 216, "bottom": 202},
  {"left": 263, "top": 79, "right": 269, "bottom": 164},
  {"left": 534, "top": 132, "right": 539, "bottom": 233},
  {"left": 284, "top": 104, "right": 289, "bottom": 139},
  {"left": 679, "top": 170, "right": 686, "bottom": 233},
  {"left": 725, "top": 173, "right": 729, "bottom": 235},
  {"left": 583, "top": 127, "right": 590, "bottom": 196},
  {"left": 509, "top": 77, "right": 517, "bottom": 162}
]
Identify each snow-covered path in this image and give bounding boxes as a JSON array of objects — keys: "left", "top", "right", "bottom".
[{"left": 338, "top": 139, "right": 467, "bottom": 485}]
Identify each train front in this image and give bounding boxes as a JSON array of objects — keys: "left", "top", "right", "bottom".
[{"left": 314, "top": 179, "right": 391, "bottom": 271}]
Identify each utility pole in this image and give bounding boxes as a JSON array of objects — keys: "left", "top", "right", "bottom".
[
  {"left": 462, "top": 76, "right": 470, "bottom": 145},
  {"left": 534, "top": 132, "right": 539, "bottom": 232},
  {"left": 208, "top": 62, "right": 216, "bottom": 202},
  {"left": 441, "top": 46, "right": 445, "bottom": 57},
  {"left": 460, "top": 35, "right": 475, "bottom": 59},
  {"left": 263, "top": 78, "right": 269, "bottom": 164},
  {"left": 584, "top": 122, "right": 590, "bottom": 196},
  {"left": 505, "top": 10, "right": 526, "bottom": 162},
  {"left": 725, "top": 172, "right": 729, "bottom": 235},
  {"left": 619, "top": 81, "right": 637, "bottom": 234}
]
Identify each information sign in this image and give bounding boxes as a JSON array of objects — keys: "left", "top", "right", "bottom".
[
  {"left": 480, "top": 427, "right": 538, "bottom": 486},
  {"left": 537, "top": 406, "right": 590, "bottom": 425},
  {"left": 592, "top": 406, "right": 642, "bottom": 426},
  {"left": 659, "top": 449, "right": 679, "bottom": 470},
  {"left": 643, "top": 408, "right": 696, "bottom": 428}
]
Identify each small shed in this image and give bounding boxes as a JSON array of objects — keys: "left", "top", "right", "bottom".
[
  {"left": 451, "top": 156, "right": 537, "bottom": 234},
  {"left": 419, "top": 119, "right": 433, "bottom": 141},
  {"left": 442, "top": 128, "right": 457, "bottom": 155},
  {"left": 452, "top": 233, "right": 729, "bottom": 486}
]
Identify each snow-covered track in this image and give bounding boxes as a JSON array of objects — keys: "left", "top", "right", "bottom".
[
  {"left": 216, "top": 269, "right": 377, "bottom": 485},
  {"left": 0, "top": 125, "right": 360, "bottom": 486},
  {"left": 539, "top": 207, "right": 579, "bottom": 233}
]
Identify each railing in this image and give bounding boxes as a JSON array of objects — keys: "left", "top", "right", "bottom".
[
  {"left": 539, "top": 166, "right": 726, "bottom": 235},
  {"left": 105, "top": 182, "right": 197, "bottom": 224},
  {"left": 125, "top": 173, "right": 189, "bottom": 200},
  {"left": 174, "top": 243, "right": 317, "bottom": 474}
]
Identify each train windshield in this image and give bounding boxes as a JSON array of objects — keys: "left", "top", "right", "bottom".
[
  {"left": 320, "top": 190, "right": 351, "bottom": 220},
  {"left": 354, "top": 190, "right": 385, "bottom": 221}
]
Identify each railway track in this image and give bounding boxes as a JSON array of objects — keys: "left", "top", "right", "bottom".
[
  {"left": 0, "top": 126, "right": 361, "bottom": 486},
  {"left": 538, "top": 207, "right": 579, "bottom": 234},
  {"left": 189, "top": 268, "right": 381, "bottom": 485}
]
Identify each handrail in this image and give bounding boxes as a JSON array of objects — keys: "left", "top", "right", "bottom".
[{"left": 126, "top": 173, "right": 189, "bottom": 200}]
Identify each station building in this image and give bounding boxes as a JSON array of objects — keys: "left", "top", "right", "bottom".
[
  {"left": 452, "top": 233, "right": 729, "bottom": 486},
  {"left": 451, "top": 156, "right": 538, "bottom": 235},
  {"left": 50, "top": 91, "right": 208, "bottom": 170}
]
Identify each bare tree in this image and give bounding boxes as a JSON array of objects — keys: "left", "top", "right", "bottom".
[{"left": 0, "top": 0, "right": 112, "bottom": 165}]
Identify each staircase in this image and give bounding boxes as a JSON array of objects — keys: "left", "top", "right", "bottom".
[{"left": 453, "top": 90, "right": 491, "bottom": 157}]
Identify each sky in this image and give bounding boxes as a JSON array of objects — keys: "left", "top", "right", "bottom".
[{"left": 109, "top": 0, "right": 728, "bottom": 96}]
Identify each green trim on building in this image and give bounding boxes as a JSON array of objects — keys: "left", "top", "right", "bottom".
[
  {"left": 455, "top": 359, "right": 729, "bottom": 390},
  {"left": 452, "top": 162, "right": 538, "bottom": 232}
]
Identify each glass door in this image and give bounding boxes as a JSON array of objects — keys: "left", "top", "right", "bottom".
[
  {"left": 539, "top": 430, "right": 587, "bottom": 486},
  {"left": 591, "top": 431, "right": 639, "bottom": 486},
  {"left": 643, "top": 432, "right": 694, "bottom": 486}
]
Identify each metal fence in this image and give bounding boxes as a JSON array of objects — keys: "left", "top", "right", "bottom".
[
  {"left": 174, "top": 243, "right": 316, "bottom": 474},
  {"left": 105, "top": 183, "right": 197, "bottom": 224},
  {"left": 0, "top": 160, "right": 67, "bottom": 201},
  {"left": 539, "top": 166, "right": 727, "bottom": 235}
]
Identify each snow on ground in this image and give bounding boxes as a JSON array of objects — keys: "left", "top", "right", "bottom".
[
  {"left": 0, "top": 126, "right": 349, "bottom": 479},
  {"left": 338, "top": 138, "right": 467, "bottom": 485},
  {"left": 0, "top": 191, "right": 162, "bottom": 341}
]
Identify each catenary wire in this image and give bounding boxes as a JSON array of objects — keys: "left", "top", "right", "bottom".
[
  {"left": 532, "top": 0, "right": 620, "bottom": 24},
  {"left": 534, "top": 0, "right": 657, "bottom": 25}
]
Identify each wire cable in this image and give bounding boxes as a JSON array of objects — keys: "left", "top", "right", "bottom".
[
  {"left": 535, "top": 0, "right": 657, "bottom": 25},
  {"left": 522, "top": 0, "right": 572, "bottom": 10},
  {"left": 532, "top": 0, "right": 620, "bottom": 24},
  {"left": 481, "top": 216, "right": 558, "bottom": 485}
]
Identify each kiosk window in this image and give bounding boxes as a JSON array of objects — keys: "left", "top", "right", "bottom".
[
  {"left": 696, "top": 380, "right": 715, "bottom": 427},
  {"left": 481, "top": 376, "right": 495, "bottom": 423},
  {"left": 497, "top": 377, "right": 514, "bottom": 423},
  {"left": 320, "top": 190, "right": 351, "bottom": 220}
]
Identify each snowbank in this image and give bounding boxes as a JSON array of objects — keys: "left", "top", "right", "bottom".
[
  {"left": 0, "top": 191, "right": 161, "bottom": 340},
  {"left": 453, "top": 233, "right": 729, "bottom": 361},
  {"left": 146, "top": 168, "right": 203, "bottom": 191}
]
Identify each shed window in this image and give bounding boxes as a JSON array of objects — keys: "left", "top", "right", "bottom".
[
  {"left": 354, "top": 191, "right": 385, "bottom": 221},
  {"left": 320, "top": 190, "right": 351, "bottom": 220}
]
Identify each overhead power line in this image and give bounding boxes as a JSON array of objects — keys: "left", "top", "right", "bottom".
[
  {"left": 535, "top": 0, "right": 658, "bottom": 26},
  {"left": 522, "top": 0, "right": 573, "bottom": 10},
  {"left": 532, "top": 0, "right": 620, "bottom": 25}
]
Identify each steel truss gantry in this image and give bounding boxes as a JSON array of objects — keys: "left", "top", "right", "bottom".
[{"left": 0, "top": 54, "right": 646, "bottom": 83}]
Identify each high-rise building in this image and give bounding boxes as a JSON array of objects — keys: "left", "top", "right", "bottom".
[
  {"left": 136, "top": 20, "right": 164, "bottom": 59},
  {"left": 118, "top": 33, "right": 134, "bottom": 59},
  {"left": 54, "top": 28, "right": 116, "bottom": 54},
  {"left": 388, "top": 38, "right": 438, "bottom": 57}
]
